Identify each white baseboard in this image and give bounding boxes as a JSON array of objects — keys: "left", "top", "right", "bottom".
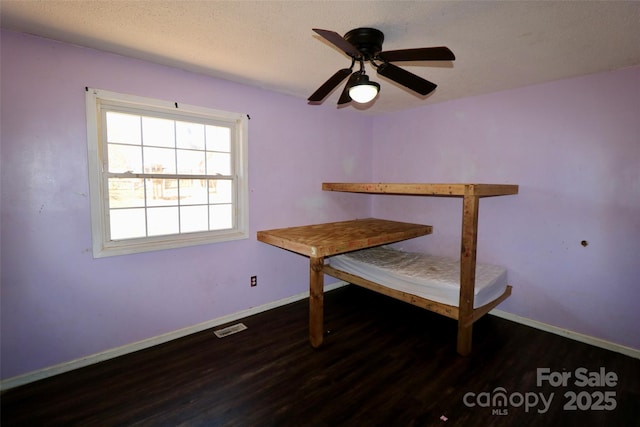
[
  {"left": 0, "top": 281, "right": 349, "bottom": 391},
  {"left": 490, "top": 309, "right": 640, "bottom": 360},
  {"left": 3, "top": 283, "right": 637, "bottom": 391}
]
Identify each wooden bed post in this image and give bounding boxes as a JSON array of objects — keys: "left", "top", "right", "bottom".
[
  {"left": 458, "top": 188, "right": 480, "bottom": 356},
  {"left": 309, "top": 256, "right": 325, "bottom": 348}
]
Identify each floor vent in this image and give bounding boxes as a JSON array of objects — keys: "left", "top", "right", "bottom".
[{"left": 214, "top": 323, "right": 248, "bottom": 338}]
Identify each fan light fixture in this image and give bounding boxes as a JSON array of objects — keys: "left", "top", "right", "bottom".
[
  {"left": 348, "top": 74, "right": 380, "bottom": 103},
  {"left": 308, "top": 27, "right": 455, "bottom": 108}
]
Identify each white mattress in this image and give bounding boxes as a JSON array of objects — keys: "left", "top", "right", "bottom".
[{"left": 328, "top": 246, "right": 508, "bottom": 308}]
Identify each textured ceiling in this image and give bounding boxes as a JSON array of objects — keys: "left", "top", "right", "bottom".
[{"left": 2, "top": 1, "right": 640, "bottom": 114}]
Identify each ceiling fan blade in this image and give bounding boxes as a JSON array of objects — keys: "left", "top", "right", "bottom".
[
  {"left": 337, "top": 72, "right": 360, "bottom": 105},
  {"left": 308, "top": 68, "right": 353, "bottom": 103},
  {"left": 313, "top": 28, "right": 361, "bottom": 58},
  {"left": 378, "top": 47, "right": 455, "bottom": 62},
  {"left": 376, "top": 62, "right": 437, "bottom": 96}
]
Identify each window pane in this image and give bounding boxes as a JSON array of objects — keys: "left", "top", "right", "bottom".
[
  {"left": 146, "top": 178, "right": 177, "bottom": 206},
  {"left": 147, "top": 207, "right": 179, "bottom": 236},
  {"left": 142, "top": 116, "right": 175, "bottom": 148},
  {"left": 106, "top": 112, "right": 141, "bottom": 145},
  {"left": 176, "top": 121, "right": 205, "bottom": 150},
  {"left": 108, "top": 144, "right": 142, "bottom": 173},
  {"left": 177, "top": 149, "right": 206, "bottom": 175},
  {"left": 207, "top": 152, "right": 231, "bottom": 175},
  {"left": 143, "top": 147, "right": 176, "bottom": 174},
  {"left": 209, "top": 180, "right": 232, "bottom": 204},
  {"left": 110, "top": 208, "right": 146, "bottom": 240},
  {"left": 108, "top": 178, "right": 145, "bottom": 208},
  {"left": 163, "top": 179, "right": 179, "bottom": 203},
  {"left": 209, "top": 204, "right": 233, "bottom": 230},
  {"left": 206, "top": 125, "right": 230, "bottom": 152},
  {"left": 179, "top": 179, "right": 208, "bottom": 205},
  {"left": 181, "top": 205, "right": 208, "bottom": 233}
]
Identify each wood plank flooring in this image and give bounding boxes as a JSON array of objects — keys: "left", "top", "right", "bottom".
[{"left": 2, "top": 285, "right": 639, "bottom": 426}]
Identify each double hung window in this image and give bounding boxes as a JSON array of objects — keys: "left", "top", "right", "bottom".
[{"left": 86, "top": 88, "right": 248, "bottom": 257}]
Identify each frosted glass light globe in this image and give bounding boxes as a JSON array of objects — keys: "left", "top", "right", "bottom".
[{"left": 349, "top": 84, "right": 379, "bottom": 103}]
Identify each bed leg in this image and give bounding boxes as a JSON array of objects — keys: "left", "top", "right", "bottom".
[
  {"left": 309, "top": 256, "right": 325, "bottom": 348},
  {"left": 457, "top": 189, "right": 479, "bottom": 357},
  {"left": 457, "top": 323, "right": 473, "bottom": 356}
]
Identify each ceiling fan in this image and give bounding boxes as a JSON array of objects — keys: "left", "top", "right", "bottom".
[{"left": 308, "top": 27, "right": 455, "bottom": 105}]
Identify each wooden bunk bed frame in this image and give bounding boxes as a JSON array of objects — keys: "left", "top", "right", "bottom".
[{"left": 257, "top": 183, "right": 518, "bottom": 356}]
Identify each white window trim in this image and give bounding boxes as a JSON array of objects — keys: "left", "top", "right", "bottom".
[{"left": 86, "top": 88, "right": 249, "bottom": 258}]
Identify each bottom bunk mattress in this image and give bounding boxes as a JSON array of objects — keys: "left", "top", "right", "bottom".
[{"left": 328, "top": 246, "right": 508, "bottom": 308}]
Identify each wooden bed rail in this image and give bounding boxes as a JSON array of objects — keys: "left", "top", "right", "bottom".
[
  {"left": 323, "top": 265, "right": 513, "bottom": 329},
  {"left": 322, "top": 182, "right": 518, "bottom": 197}
]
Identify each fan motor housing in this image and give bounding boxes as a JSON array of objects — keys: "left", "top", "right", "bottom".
[{"left": 344, "top": 28, "right": 384, "bottom": 60}]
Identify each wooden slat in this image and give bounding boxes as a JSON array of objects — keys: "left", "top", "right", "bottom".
[
  {"left": 322, "top": 182, "right": 518, "bottom": 197},
  {"left": 257, "top": 218, "right": 432, "bottom": 257}
]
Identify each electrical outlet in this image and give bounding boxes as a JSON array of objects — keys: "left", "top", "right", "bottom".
[{"left": 250, "top": 276, "right": 257, "bottom": 287}]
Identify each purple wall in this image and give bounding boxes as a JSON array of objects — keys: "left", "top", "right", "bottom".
[
  {"left": 2, "top": 30, "right": 638, "bottom": 382},
  {"left": 0, "top": 31, "right": 372, "bottom": 380},
  {"left": 371, "top": 66, "right": 640, "bottom": 350}
]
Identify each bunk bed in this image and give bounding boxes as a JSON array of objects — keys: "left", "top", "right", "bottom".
[{"left": 257, "top": 183, "right": 518, "bottom": 356}]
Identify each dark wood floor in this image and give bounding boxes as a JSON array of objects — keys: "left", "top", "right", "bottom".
[{"left": 2, "top": 285, "right": 639, "bottom": 426}]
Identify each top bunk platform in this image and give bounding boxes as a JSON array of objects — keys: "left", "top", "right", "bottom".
[
  {"left": 257, "top": 218, "right": 433, "bottom": 258},
  {"left": 322, "top": 182, "right": 519, "bottom": 197}
]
